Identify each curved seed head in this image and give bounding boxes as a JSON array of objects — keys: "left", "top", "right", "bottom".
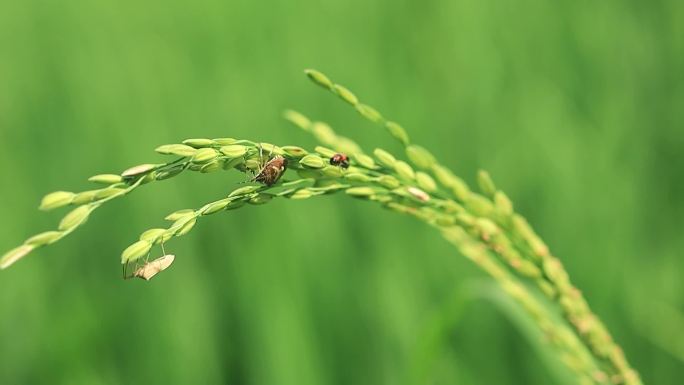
[
  {"left": 353, "top": 153, "right": 377, "bottom": 169},
  {"left": 155, "top": 166, "right": 184, "bottom": 180},
  {"left": 249, "top": 193, "right": 274, "bottom": 205},
  {"left": 465, "top": 194, "right": 495, "bottom": 216},
  {"left": 435, "top": 215, "right": 456, "bottom": 227},
  {"left": 432, "top": 165, "right": 456, "bottom": 187},
  {"left": 312, "top": 182, "right": 346, "bottom": 193},
  {"left": 405, "top": 145, "right": 435, "bottom": 169},
  {"left": 58, "top": 206, "right": 92, "bottom": 231},
  {"left": 281, "top": 146, "right": 308, "bottom": 158},
  {"left": 140, "top": 173, "right": 156, "bottom": 185},
  {"left": 370, "top": 194, "right": 391, "bottom": 203},
  {"left": 282, "top": 178, "right": 316, "bottom": 189},
  {"left": 88, "top": 174, "right": 123, "bottom": 185},
  {"left": 512, "top": 215, "right": 548, "bottom": 259},
  {"left": 71, "top": 190, "right": 99, "bottom": 205},
  {"left": 94, "top": 188, "right": 126, "bottom": 200},
  {"left": 212, "top": 138, "right": 237, "bottom": 145},
  {"left": 477, "top": 170, "right": 497, "bottom": 198},
  {"left": 219, "top": 145, "right": 248, "bottom": 158},
  {"left": 289, "top": 189, "right": 314, "bottom": 200},
  {"left": 385, "top": 202, "right": 415, "bottom": 215},
  {"left": 538, "top": 281, "right": 557, "bottom": 298},
  {"left": 300, "top": 154, "right": 326, "bottom": 169},
  {"left": 225, "top": 199, "right": 247, "bottom": 210},
  {"left": 244, "top": 158, "right": 261, "bottom": 171},
  {"left": 140, "top": 228, "right": 170, "bottom": 243},
  {"left": 437, "top": 200, "right": 464, "bottom": 214},
  {"left": 175, "top": 218, "right": 197, "bottom": 236},
  {"left": 415, "top": 172, "right": 437, "bottom": 192},
  {"left": 25, "top": 231, "right": 62, "bottom": 247},
  {"left": 121, "top": 240, "right": 153, "bottom": 263},
  {"left": 333, "top": 84, "right": 358, "bottom": 105},
  {"left": 283, "top": 110, "right": 312, "bottom": 130},
  {"left": 450, "top": 179, "right": 471, "bottom": 202},
  {"left": 373, "top": 148, "right": 397, "bottom": 168},
  {"left": 200, "top": 199, "right": 231, "bottom": 215},
  {"left": 229, "top": 185, "right": 261, "bottom": 197},
  {"left": 155, "top": 144, "right": 198, "bottom": 157},
  {"left": 258, "top": 143, "right": 283, "bottom": 155},
  {"left": 157, "top": 232, "right": 174, "bottom": 244},
  {"left": 432, "top": 165, "right": 470, "bottom": 201},
  {"left": 543, "top": 258, "right": 570, "bottom": 288},
  {"left": 394, "top": 161, "right": 415, "bottom": 180},
  {"left": 200, "top": 160, "right": 222, "bottom": 173},
  {"left": 277, "top": 188, "right": 296, "bottom": 197},
  {"left": 222, "top": 157, "right": 245, "bottom": 170},
  {"left": 169, "top": 213, "right": 197, "bottom": 233},
  {"left": 516, "top": 260, "right": 542, "bottom": 278},
  {"left": 455, "top": 213, "right": 476, "bottom": 227},
  {"left": 386, "top": 121, "right": 410, "bottom": 145},
  {"left": 122, "top": 164, "right": 156, "bottom": 178},
  {"left": 0, "top": 245, "right": 35, "bottom": 269},
  {"left": 377, "top": 175, "right": 400, "bottom": 189},
  {"left": 355, "top": 104, "right": 383, "bottom": 123},
  {"left": 304, "top": 69, "right": 333, "bottom": 89},
  {"left": 322, "top": 166, "right": 344, "bottom": 178},
  {"left": 191, "top": 148, "right": 219, "bottom": 164},
  {"left": 345, "top": 187, "right": 377, "bottom": 197},
  {"left": 182, "top": 138, "right": 216, "bottom": 148},
  {"left": 474, "top": 218, "right": 499, "bottom": 238},
  {"left": 165, "top": 209, "right": 195, "bottom": 221},
  {"left": 39, "top": 191, "right": 75, "bottom": 211},
  {"left": 345, "top": 173, "right": 372, "bottom": 183},
  {"left": 314, "top": 146, "right": 337, "bottom": 158},
  {"left": 494, "top": 191, "right": 513, "bottom": 216},
  {"left": 312, "top": 122, "right": 337, "bottom": 145}
]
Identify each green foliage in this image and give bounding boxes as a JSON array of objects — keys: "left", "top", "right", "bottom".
[
  {"left": 2, "top": 69, "right": 645, "bottom": 385},
  {"left": 0, "top": 1, "right": 681, "bottom": 385}
]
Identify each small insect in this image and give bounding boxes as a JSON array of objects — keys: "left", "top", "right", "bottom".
[
  {"left": 123, "top": 243, "right": 175, "bottom": 281},
  {"left": 132, "top": 254, "right": 175, "bottom": 281},
  {"left": 329, "top": 153, "right": 350, "bottom": 169},
  {"left": 251, "top": 145, "right": 288, "bottom": 186}
]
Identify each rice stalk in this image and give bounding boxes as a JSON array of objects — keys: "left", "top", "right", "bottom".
[
  {"left": 303, "top": 69, "right": 642, "bottom": 385},
  {"left": 0, "top": 70, "right": 643, "bottom": 385}
]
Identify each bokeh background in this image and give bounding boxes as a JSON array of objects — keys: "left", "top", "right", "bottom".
[{"left": 0, "top": 0, "right": 682, "bottom": 384}]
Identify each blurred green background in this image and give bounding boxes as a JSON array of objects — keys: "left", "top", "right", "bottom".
[{"left": 0, "top": 0, "right": 682, "bottom": 384}]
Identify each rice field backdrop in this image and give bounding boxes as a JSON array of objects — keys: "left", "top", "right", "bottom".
[{"left": 0, "top": 1, "right": 682, "bottom": 384}]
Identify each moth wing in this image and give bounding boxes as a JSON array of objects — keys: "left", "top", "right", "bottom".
[
  {"left": 134, "top": 254, "right": 175, "bottom": 281},
  {"left": 155, "top": 254, "right": 175, "bottom": 271}
]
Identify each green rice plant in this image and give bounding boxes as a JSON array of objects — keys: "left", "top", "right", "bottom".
[{"left": 1, "top": 70, "right": 642, "bottom": 385}]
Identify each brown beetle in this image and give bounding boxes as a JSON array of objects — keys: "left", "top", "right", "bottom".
[
  {"left": 251, "top": 145, "right": 288, "bottom": 186},
  {"left": 253, "top": 155, "right": 288, "bottom": 186}
]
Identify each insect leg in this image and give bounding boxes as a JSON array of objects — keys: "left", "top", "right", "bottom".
[{"left": 123, "top": 259, "right": 135, "bottom": 280}]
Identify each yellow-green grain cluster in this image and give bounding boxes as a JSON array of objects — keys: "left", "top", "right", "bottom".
[{"left": 0, "top": 69, "right": 642, "bottom": 385}]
